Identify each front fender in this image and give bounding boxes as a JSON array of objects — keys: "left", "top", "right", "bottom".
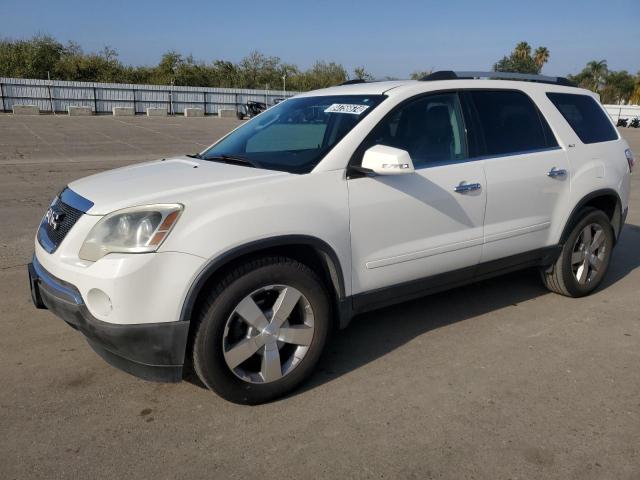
[{"left": 161, "top": 169, "right": 352, "bottom": 322}]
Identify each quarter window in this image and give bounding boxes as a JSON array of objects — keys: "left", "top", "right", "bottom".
[
  {"left": 468, "top": 90, "right": 557, "bottom": 156},
  {"left": 546, "top": 92, "right": 618, "bottom": 144},
  {"left": 361, "top": 92, "right": 468, "bottom": 168}
]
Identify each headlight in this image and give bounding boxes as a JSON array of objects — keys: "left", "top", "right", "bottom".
[{"left": 79, "top": 204, "right": 183, "bottom": 261}]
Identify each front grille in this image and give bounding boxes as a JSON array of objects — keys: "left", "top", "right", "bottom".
[{"left": 38, "top": 197, "right": 84, "bottom": 253}]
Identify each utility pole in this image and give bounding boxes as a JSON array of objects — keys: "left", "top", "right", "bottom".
[
  {"left": 169, "top": 78, "right": 174, "bottom": 115},
  {"left": 282, "top": 72, "right": 287, "bottom": 97},
  {"left": 47, "top": 71, "right": 55, "bottom": 115}
]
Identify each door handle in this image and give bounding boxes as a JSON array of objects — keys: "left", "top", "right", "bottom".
[
  {"left": 547, "top": 167, "right": 567, "bottom": 178},
  {"left": 454, "top": 182, "right": 482, "bottom": 193}
]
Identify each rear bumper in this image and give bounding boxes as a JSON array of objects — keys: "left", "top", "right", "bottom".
[{"left": 28, "top": 256, "right": 188, "bottom": 382}]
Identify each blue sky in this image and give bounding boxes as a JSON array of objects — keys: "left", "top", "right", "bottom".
[{"left": 1, "top": 0, "right": 638, "bottom": 78}]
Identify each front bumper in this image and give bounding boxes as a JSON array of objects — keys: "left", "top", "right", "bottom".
[{"left": 28, "top": 256, "right": 189, "bottom": 382}]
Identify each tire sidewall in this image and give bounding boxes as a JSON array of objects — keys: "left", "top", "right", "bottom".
[{"left": 194, "top": 260, "right": 330, "bottom": 404}]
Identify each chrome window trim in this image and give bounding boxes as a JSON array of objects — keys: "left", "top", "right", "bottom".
[
  {"left": 409, "top": 146, "right": 564, "bottom": 171},
  {"left": 349, "top": 87, "right": 562, "bottom": 173}
]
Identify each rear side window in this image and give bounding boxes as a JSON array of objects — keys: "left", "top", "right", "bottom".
[
  {"left": 467, "top": 90, "right": 558, "bottom": 156},
  {"left": 546, "top": 93, "right": 618, "bottom": 144}
]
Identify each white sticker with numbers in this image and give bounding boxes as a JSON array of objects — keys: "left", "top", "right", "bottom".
[{"left": 324, "top": 103, "right": 370, "bottom": 115}]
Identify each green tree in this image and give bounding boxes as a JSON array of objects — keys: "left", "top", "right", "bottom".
[
  {"left": 566, "top": 70, "right": 590, "bottom": 89},
  {"left": 534, "top": 47, "right": 550, "bottom": 69},
  {"left": 53, "top": 42, "right": 126, "bottom": 82},
  {"left": 514, "top": 42, "right": 532, "bottom": 59},
  {"left": 0, "top": 34, "right": 64, "bottom": 78},
  {"left": 153, "top": 51, "right": 183, "bottom": 84},
  {"left": 174, "top": 55, "right": 211, "bottom": 87},
  {"left": 210, "top": 60, "right": 242, "bottom": 88},
  {"left": 494, "top": 55, "right": 539, "bottom": 74},
  {"left": 567, "top": 60, "right": 608, "bottom": 93},
  {"left": 494, "top": 42, "right": 550, "bottom": 74},
  {"left": 585, "top": 60, "right": 608, "bottom": 92},
  {"left": 409, "top": 70, "right": 432, "bottom": 80},
  {"left": 601, "top": 70, "right": 635, "bottom": 104},
  {"left": 353, "top": 66, "right": 374, "bottom": 81},
  {"left": 290, "top": 61, "right": 348, "bottom": 90},
  {"left": 630, "top": 73, "right": 640, "bottom": 105},
  {"left": 0, "top": 34, "right": 356, "bottom": 92},
  {"left": 237, "top": 51, "right": 284, "bottom": 89}
]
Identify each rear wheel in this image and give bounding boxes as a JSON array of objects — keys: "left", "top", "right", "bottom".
[
  {"left": 541, "top": 208, "right": 614, "bottom": 297},
  {"left": 192, "top": 257, "right": 330, "bottom": 404}
]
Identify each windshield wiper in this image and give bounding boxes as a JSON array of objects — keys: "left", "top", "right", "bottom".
[
  {"left": 186, "top": 153, "right": 202, "bottom": 159},
  {"left": 203, "top": 154, "right": 261, "bottom": 169}
]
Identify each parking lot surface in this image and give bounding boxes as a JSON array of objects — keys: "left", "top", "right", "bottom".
[{"left": 1, "top": 114, "right": 639, "bottom": 479}]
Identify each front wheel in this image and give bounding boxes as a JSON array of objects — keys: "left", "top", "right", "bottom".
[
  {"left": 192, "top": 257, "right": 330, "bottom": 404},
  {"left": 541, "top": 208, "right": 614, "bottom": 297}
]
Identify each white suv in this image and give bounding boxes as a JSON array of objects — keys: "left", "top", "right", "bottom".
[{"left": 29, "top": 71, "right": 633, "bottom": 404}]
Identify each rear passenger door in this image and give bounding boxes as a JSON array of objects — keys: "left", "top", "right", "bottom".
[{"left": 464, "top": 89, "right": 571, "bottom": 262}]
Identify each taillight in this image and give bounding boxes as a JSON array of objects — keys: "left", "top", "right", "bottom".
[{"left": 626, "top": 149, "right": 635, "bottom": 172}]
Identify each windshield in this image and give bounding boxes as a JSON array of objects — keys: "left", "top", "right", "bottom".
[{"left": 202, "top": 95, "right": 386, "bottom": 173}]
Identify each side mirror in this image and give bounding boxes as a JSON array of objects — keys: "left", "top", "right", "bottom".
[{"left": 361, "top": 145, "right": 415, "bottom": 175}]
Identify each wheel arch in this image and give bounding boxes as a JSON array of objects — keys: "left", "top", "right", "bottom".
[
  {"left": 179, "top": 235, "right": 350, "bottom": 369},
  {"left": 560, "top": 189, "right": 623, "bottom": 245}
]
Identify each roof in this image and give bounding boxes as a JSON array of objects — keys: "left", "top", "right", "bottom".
[
  {"left": 294, "top": 80, "right": 415, "bottom": 97},
  {"left": 421, "top": 70, "right": 574, "bottom": 86},
  {"left": 293, "top": 74, "right": 592, "bottom": 99}
]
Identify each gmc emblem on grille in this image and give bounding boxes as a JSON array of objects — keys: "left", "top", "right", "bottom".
[{"left": 45, "top": 207, "right": 65, "bottom": 230}]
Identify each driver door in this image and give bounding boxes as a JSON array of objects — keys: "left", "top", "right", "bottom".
[{"left": 348, "top": 92, "right": 487, "bottom": 305}]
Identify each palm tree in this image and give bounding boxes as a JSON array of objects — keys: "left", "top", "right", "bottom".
[
  {"left": 534, "top": 47, "right": 550, "bottom": 70},
  {"left": 630, "top": 72, "right": 640, "bottom": 105},
  {"left": 586, "top": 60, "right": 608, "bottom": 93},
  {"left": 514, "top": 42, "right": 532, "bottom": 59}
]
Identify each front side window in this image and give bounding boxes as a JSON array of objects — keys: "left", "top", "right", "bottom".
[
  {"left": 359, "top": 92, "right": 468, "bottom": 168},
  {"left": 546, "top": 92, "right": 618, "bottom": 144},
  {"left": 468, "top": 90, "right": 557, "bottom": 156},
  {"left": 202, "top": 95, "right": 385, "bottom": 173}
]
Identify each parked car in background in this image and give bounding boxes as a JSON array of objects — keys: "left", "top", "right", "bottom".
[{"left": 237, "top": 100, "right": 267, "bottom": 119}]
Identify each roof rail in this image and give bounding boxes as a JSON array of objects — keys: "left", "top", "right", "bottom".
[
  {"left": 339, "top": 79, "right": 367, "bottom": 86},
  {"left": 420, "top": 70, "right": 574, "bottom": 87}
]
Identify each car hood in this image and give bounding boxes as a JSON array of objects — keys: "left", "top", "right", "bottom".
[{"left": 69, "top": 156, "right": 287, "bottom": 215}]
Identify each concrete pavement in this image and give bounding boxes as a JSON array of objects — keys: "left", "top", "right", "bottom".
[{"left": 1, "top": 115, "right": 639, "bottom": 479}]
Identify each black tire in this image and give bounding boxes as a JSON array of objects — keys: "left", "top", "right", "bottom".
[
  {"left": 541, "top": 207, "right": 614, "bottom": 297},
  {"left": 192, "top": 256, "right": 330, "bottom": 404}
]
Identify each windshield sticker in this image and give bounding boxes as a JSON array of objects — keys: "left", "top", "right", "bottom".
[{"left": 324, "top": 103, "right": 370, "bottom": 115}]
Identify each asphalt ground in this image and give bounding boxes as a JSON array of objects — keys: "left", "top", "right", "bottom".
[{"left": 1, "top": 114, "right": 639, "bottom": 479}]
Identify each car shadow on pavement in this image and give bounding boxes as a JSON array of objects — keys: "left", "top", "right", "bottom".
[
  {"left": 296, "top": 223, "right": 640, "bottom": 396},
  {"left": 600, "top": 223, "right": 640, "bottom": 288}
]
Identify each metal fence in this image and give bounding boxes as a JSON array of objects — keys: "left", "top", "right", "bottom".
[
  {"left": 604, "top": 104, "right": 640, "bottom": 122},
  {"left": 4, "top": 78, "right": 637, "bottom": 121},
  {"left": 0, "top": 77, "right": 296, "bottom": 115}
]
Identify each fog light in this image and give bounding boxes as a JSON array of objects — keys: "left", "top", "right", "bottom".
[{"left": 87, "top": 288, "right": 112, "bottom": 317}]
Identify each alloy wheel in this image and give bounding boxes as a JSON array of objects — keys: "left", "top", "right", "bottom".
[
  {"left": 571, "top": 223, "right": 607, "bottom": 285},
  {"left": 222, "top": 285, "right": 315, "bottom": 383}
]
